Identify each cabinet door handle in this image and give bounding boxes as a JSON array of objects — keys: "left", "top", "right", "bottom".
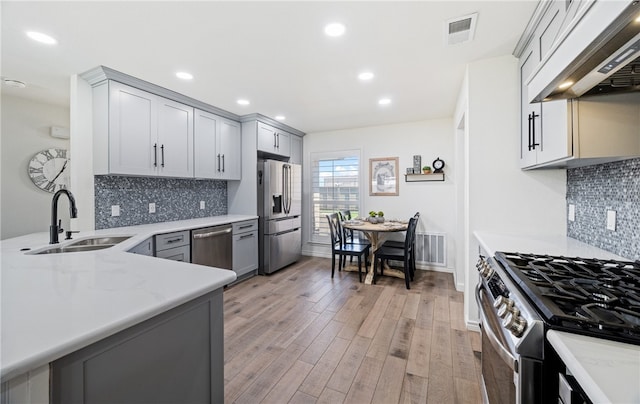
[
  {"left": 153, "top": 143, "right": 158, "bottom": 167},
  {"left": 238, "top": 224, "right": 253, "bottom": 229},
  {"left": 166, "top": 237, "right": 183, "bottom": 244},
  {"left": 217, "top": 154, "right": 221, "bottom": 172},
  {"left": 239, "top": 233, "right": 255, "bottom": 240},
  {"left": 222, "top": 154, "right": 225, "bottom": 172},
  {"left": 527, "top": 114, "right": 533, "bottom": 151},
  {"left": 160, "top": 144, "right": 165, "bottom": 167},
  {"left": 273, "top": 132, "right": 277, "bottom": 148},
  {"left": 531, "top": 111, "right": 540, "bottom": 150}
]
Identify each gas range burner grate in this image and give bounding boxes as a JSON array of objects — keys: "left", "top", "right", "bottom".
[{"left": 495, "top": 251, "right": 640, "bottom": 345}]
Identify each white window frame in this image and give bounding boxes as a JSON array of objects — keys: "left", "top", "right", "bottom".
[{"left": 309, "top": 149, "right": 362, "bottom": 244}]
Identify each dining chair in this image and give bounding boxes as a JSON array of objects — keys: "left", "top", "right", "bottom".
[
  {"left": 373, "top": 216, "right": 418, "bottom": 289},
  {"left": 326, "top": 213, "right": 370, "bottom": 282},
  {"left": 381, "top": 212, "right": 420, "bottom": 280}
]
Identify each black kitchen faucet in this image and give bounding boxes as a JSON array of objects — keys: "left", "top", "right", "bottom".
[{"left": 50, "top": 189, "right": 78, "bottom": 244}]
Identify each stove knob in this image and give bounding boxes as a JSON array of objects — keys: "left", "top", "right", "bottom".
[
  {"left": 493, "top": 296, "right": 513, "bottom": 310},
  {"left": 502, "top": 312, "right": 527, "bottom": 337},
  {"left": 497, "top": 304, "right": 520, "bottom": 319}
]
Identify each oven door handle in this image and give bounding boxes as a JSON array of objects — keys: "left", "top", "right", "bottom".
[{"left": 475, "top": 283, "right": 518, "bottom": 372}]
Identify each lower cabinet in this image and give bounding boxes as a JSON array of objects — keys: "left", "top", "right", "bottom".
[
  {"left": 232, "top": 219, "right": 258, "bottom": 280},
  {"left": 51, "top": 288, "right": 224, "bottom": 404},
  {"left": 155, "top": 230, "right": 191, "bottom": 262}
]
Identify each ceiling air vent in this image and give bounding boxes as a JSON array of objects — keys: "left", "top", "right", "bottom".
[{"left": 445, "top": 13, "right": 478, "bottom": 45}]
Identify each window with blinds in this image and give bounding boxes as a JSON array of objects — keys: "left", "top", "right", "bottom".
[{"left": 310, "top": 150, "right": 360, "bottom": 243}]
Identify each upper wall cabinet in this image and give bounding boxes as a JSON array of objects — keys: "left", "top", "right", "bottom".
[
  {"left": 257, "top": 122, "right": 290, "bottom": 157},
  {"left": 289, "top": 135, "right": 303, "bottom": 165},
  {"left": 93, "top": 81, "right": 194, "bottom": 178},
  {"left": 194, "top": 109, "right": 241, "bottom": 180}
]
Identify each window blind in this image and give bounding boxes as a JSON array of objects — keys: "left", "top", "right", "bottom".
[{"left": 310, "top": 150, "right": 360, "bottom": 243}]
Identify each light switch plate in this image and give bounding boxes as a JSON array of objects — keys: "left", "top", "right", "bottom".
[
  {"left": 111, "top": 205, "right": 120, "bottom": 217},
  {"left": 568, "top": 204, "right": 575, "bottom": 222},
  {"left": 606, "top": 210, "right": 616, "bottom": 231},
  {"left": 149, "top": 203, "right": 156, "bottom": 214},
  {"left": 200, "top": 201, "right": 205, "bottom": 210}
]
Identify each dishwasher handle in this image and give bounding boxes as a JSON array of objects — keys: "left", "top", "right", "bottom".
[{"left": 193, "top": 228, "right": 232, "bottom": 239}]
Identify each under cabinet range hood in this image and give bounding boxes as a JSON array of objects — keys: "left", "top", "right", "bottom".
[{"left": 530, "top": 0, "right": 640, "bottom": 102}]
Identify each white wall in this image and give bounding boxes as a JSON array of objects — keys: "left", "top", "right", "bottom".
[
  {"left": 1, "top": 95, "right": 70, "bottom": 239},
  {"left": 456, "top": 55, "right": 567, "bottom": 327},
  {"left": 302, "top": 119, "right": 460, "bottom": 282}
]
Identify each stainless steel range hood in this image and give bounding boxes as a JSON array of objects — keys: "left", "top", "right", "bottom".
[{"left": 529, "top": 0, "right": 640, "bottom": 102}]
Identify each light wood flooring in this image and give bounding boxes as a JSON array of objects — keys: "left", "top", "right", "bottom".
[{"left": 223, "top": 256, "right": 482, "bottom": 404}]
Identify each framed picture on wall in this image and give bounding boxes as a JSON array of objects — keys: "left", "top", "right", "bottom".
[{"left": 369, "top": 157, "right": 399, "bottom": 196}]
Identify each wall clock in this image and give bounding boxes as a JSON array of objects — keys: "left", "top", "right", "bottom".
[
  {"left": 28, "top": 148, "right": 70, "bottom": 193},
  {"left": 432, "top": 157, "right": 445, "bottom": 173}
]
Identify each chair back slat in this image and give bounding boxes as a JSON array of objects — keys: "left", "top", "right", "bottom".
[{"left": 326, "top": 213, "right": 343, "bottom": 247}]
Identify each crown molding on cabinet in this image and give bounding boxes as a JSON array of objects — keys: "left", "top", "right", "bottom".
[
  {"left": 239, "top": 113, "right": 305, "bottom": 137},
  {"left": 512, "top": 0, "right": 555, "bottom": 58},
  {"left": 80, "top": 66, "right": 241, "bottom": 122}
]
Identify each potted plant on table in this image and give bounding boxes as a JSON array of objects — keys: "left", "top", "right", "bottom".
[
  {"left": 377, "top": 211, "right": 385, "bottom": 223},
  {"left": 422, "top": 166, "right": 432, "bottom": 174},
  {"left": 368, "top": 211, "right": 378, "bottom": 223}
]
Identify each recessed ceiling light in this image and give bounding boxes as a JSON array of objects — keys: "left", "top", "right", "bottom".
[
  {"left": 275, "top": 115, "right": 286, "bottom": 121},
  {"left": 324, "top": 23, "right": 346, "bottom": 37},
  {"left": 358, "top": 72, "right": 374, "bottom": 81},
  {"left": 3, "top": 79, "right": 27, "bottom": 88},
  {"left": 378, "top": 98, "right": 392, "bottom": 105},
  {"left": 26, "top": 31, "right": 57, "bottom": 45},
  {"left": 237, "top": 99, "right": 250, "bottom": 106},
  {"left": 558, "top": 81, "right": 574, "bottom": 90},
  {"left": 635, "top": 14, "right": 640, "bottom": 23},
  {"left": 176, "top": 72, "right": 193, "bottom": 80}
]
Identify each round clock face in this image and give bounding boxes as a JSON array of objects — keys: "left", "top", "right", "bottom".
[
  {"left": 28, "top": 148, "right": 70, "bottom": 193},
  {"left": 432, "top": 158, "right": 445, "bottom": 171}
]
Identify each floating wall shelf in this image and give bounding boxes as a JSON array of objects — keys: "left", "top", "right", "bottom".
[{"left": 404, "top": 173, "right": 445, "bottom": 182}]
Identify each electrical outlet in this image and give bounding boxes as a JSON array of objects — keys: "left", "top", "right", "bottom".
[
  {"left": 149, "top": 203, "right": 156, "bottom": 214},
  {"left": 568, "top": 204, "right": 575, "bottom": 222},
  {"left": 111, "top": 205, "right": 120, "bottom": 217},
  {"left": 606, "top": 210, "right": 616, "bottom": 231},
  {"left": 200, "top": 201, "right": 205, "bottom": 210}
]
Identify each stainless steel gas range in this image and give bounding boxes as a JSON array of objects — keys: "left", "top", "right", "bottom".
[{"left": 475, "top": 251, "right": 640, "bottom": 404}]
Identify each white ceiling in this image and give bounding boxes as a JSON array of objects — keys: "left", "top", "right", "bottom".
[{"left": 1, "top": 1, "right": 537, "bottom": 133}]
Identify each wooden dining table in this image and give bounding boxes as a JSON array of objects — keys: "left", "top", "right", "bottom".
[{"left": 341, "top": 219, "right": 409, "bottom": 284}]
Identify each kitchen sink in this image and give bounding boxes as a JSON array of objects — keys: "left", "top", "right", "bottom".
[
  {"left": 67, "top": 236, "right": 132, "bottom": 247},
  {"left": 30, "top": 236, "right": 132, "bottom": 255}
]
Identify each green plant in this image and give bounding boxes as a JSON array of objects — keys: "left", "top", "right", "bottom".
[
  {"left": 369, "top": 211, "right": 377, "bottom": 217},
  {"left": 422, "top": 166, "right": 431, "bottom": 171},
  {"left": 377, "top": 211, "right": 384, "bottom": 217}
]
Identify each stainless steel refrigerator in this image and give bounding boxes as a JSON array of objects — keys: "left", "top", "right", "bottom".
[{"left": 257, "top": 159, "right": 302, "bottom": 274}]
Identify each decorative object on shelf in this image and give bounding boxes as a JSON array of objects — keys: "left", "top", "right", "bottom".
[
  {"left": 432, "top": 157, "right": 445, "bottom": 173},
  {"left": 412, "top": 155, "right": 421, "bottom": 173},
  {"left": 370, "top": 157, "right": 399, "bottom": 196},
  {"left": 28, "top": 148, "right": 70, "bottom": 193},
  {"left": 422, "top": 166, "right": 432, "bottom": 174},
  {"left": 406, "top": 167, "right": 415, "bottom": 174}
]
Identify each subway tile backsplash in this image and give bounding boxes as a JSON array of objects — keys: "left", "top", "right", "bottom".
[
  {"left": 567, "top": 158, "right": 639, "bottom": 261},
  {"left": 95, "top": 176, "right": 227, "bottom": 229}
]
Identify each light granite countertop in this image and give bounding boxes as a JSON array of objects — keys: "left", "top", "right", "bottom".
[
  {"left": 0, "top": 215, "right": 256, "bottom": 382},
  {"left": 473, "top": 231, "right": 636, "bottom": 404}
]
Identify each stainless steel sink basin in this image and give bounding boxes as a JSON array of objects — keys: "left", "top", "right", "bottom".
[
  {"left": 67, "top": 236, "right": 132, "bottom": 247},
  {"left": 34, "top": 244, "right": 116, "bottom": 254},
  {"left": 30, "top": 235, "right": 132, "bottom": 255}
]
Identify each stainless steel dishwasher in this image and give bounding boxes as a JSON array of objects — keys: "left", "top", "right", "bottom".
[{"left": 191, "top": 224, "right": 233, "bottom": 270}]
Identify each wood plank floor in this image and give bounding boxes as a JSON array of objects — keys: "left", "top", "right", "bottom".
[{"left": 223, "top": 256, "right": 482, "bottom": 404}]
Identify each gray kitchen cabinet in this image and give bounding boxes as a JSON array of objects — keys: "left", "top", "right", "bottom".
[
  {"left": 194, "top": 109, "right": 241, "bottom": 180},
  {"left": 128, "top": 237, "right": 154, "bottom": 256},
  {"left": 93, "top": 80, "right": 194, "bottom": 178},
  {"left": 289, "top": 134, "right": 303, "bottom": 164},
  {"left": 518, "top": 1, "right": 640, "bottom": 169},
  {"left": 51, "top": 288, "right": 224, "bottom": 404},
  {"left": 232, "top": 219, "right": 258, "bottom": 281},
  {"left": 155, "top": 230, "right": 191, "bottom": 262},
  {"left": 257, "top": 121, "right": 290, "bottom": 157}
]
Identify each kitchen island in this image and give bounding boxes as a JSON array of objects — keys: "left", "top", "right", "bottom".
[
  {"left": 1, "top": 215, "right": 255, "bottom": 403},
  {"left": 474, "top": 231, "right": 639, "bottom": 404}
]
